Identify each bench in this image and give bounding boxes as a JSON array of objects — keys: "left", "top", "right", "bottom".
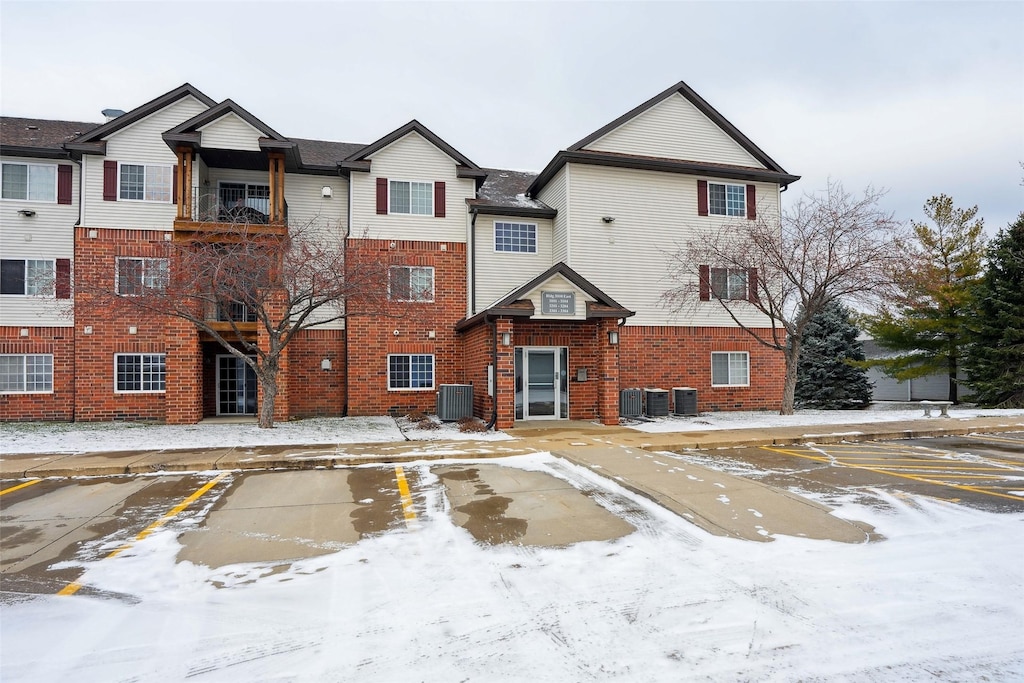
[{"left": 920, "top": 400, "right": 953, "bottom": 418}]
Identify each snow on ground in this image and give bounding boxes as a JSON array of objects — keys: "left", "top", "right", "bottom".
[
  {"left": 2, "top": 405, "right": 1022, "bottom": 456},
  {"left": 0, "top": 414, "right": 512, "bottom": 455},
  {"left": 2, "top": 453, "right": 1022, "bottom": 682}
]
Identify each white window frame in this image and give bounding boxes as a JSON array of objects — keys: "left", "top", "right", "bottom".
[
  {"left": 388, "top": 265, "right": 434, "bottom": 302},
  {"left": 0, "top": 354, "right": 53, "bottom": 393},
  {"left": 389, "top": 180, "right": 433, "bottom": 216},
  {"left": 1, "top": 162, "right": 57, "bottom": 202},
  {"left": 707, "top": 182, "right": 746, "bottom": 217},
  {"left": 711, "top": 351, "right": 750, "bottom": 387},
  {"left": 115, "top": 257, "right": 168, "bottom": 296},
  {"left": 118, "top": 162, "right": 173, "bottom": 203},
  {"left": 114, "top": 353, "right": 167, "bottom": 393},
  {"left": 494, "top": 221, "right": 538, "bottom": 253},
  {"left": 0, "top": 258, "right": 54, "bottom": 296},
  {"left": 387, "top": 353, "right": 435, "bottom": 391},
  {"left": 710, "top": 267, "right": 749, "bottom": 300}
]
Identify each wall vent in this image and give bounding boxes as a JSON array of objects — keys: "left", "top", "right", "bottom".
[{"left": 437, "top": 384, "right": 473, "bottom": 422}]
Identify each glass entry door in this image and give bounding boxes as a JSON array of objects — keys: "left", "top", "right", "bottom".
[
  {"left": 217, "top": 355, "right": 257, "bottom": 416},
  {"left": 515, "top": 347, "right": 568, "bottom": 420}
]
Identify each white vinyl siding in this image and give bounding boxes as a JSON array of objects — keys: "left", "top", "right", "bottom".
[
  {"left": 583, "top": 93, "right": 763, "bottom": 168},
  {"left": 566, "top": 163, "right": 777, "bottom": 327},
  {"left": 0, "top": 155, "right": 77, "bottom": 327},
  {"left": 474, "top": 216, "right": 553, "bottom": 312},
  {"left": 518, "top": 273, "right": 594, "bottom": 320},
  {"left": 537, "top": 165, "right": 568, "bottom": 264},
  {"left": 711, "top": 352, "right": 749, "bottom": 387},
  {"left": 82, "top": 96, "right": 208, "bottom": 230},
  {"left": 0, "top": 354, "right": 53, "bottom": 393},
  {"left": 196, "top": 113, "right": 264, "bottom": 151},
  {"left": 348, "top": 131, "right": 472, "bottom": 243}
]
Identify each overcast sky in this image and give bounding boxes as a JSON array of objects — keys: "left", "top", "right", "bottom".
[{"left": 2, "top": 1, "right": 1021, "bottom": 232}]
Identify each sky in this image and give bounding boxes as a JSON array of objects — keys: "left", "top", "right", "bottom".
[{"left": 1, "top": 1, "right": 1022, "bottom": 233}]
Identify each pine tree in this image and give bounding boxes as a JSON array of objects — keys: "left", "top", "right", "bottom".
[
  {"left": 861, "top": 195, "right": 986, "bottom": 402},
  {"left": 795, "top": 301, "right": 872, "bottom": 409},
  {"left": 963, "top": 213, "right": 1024, "bottom": 407}
]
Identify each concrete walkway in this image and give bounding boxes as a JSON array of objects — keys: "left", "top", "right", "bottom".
[{"left": 3, "top": 415, "right": 1021, "bottom": 544}]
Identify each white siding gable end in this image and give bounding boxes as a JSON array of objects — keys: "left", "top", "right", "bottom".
[{"left": 197, "top": 113, "right": 264, "bottom": 151}]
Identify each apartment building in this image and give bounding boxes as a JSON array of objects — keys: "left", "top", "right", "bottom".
[{"left": 0, "top": 81, "right": 798, "bottom": 428}]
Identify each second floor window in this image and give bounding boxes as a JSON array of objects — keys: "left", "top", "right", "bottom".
[
  {"left": 1, "top": 162, "right": 56, "bottom": 201},
  {"left": 495, "top": 222, "right": 537, "bottom": 253},
  {"left": 116, "top": 258, "right": 168, "bottom": 295},
  {"left": 120, "top": 163, "right": 172, "bottom": 202},
  {"left": 708, "top": 182, "right": 746, "bottom": 217},
  {"left": 389, "top": 266, "right": 434, "bottom": 302},
  {"left": 711, "top": 267, "right": 749, "bottom": 300},
  {"left": 389, "top": 180, "right": 432, "bottom": 215},
  {"left": 0, "top": 259, "right": 53, "bottom": 296}
]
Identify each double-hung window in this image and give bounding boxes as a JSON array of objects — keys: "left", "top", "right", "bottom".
[
  {"left": 711, "top": 267, "right": 749, "bottom": 300},
  {"left": 0, "top": 354, "right": 53, "bottom": 393},
  {"left": 388, "top": 354, "right": 434, "bottom": 390},
  {"left": 708, "top": 182, "right": 746, "bottom": 217},
  {"left": 495, "top": 222, "right": 537, "bottom": 253},
  {"left": 1, "top": 162, "right": 56, "bottom": 201},
  {"left": 389, "top": 266, "right": 434, "bottom": 302},
  {"left": 115, "top": 353, "right": 166, "bottom": 392},
  {"left": 389, "top": 180, "right": 433, "bottom": 215},
  {"left": 1, "top": 259, "right": 54, "bottom": 296},
  {"left": 116, "top": 258, "right": 168, "bottom": 295},
  {"left": 119, "top": 163, "right": 172, "bottom": 202},
  {"left": 711, "top": 352, "right": 749, "bottom": 387}
]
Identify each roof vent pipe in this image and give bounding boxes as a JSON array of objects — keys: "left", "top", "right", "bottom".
[{"left": 101, "top": 109, "right": 126, "bottom": 122}]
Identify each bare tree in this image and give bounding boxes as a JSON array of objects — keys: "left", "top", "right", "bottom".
[
  {"left": 663, "top": 180, "right": 903, "bottom": 414},
  {"left": 83, "top": 216, "right": 390, "bottom": 428}
]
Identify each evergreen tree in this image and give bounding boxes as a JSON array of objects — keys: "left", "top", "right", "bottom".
[
  {"left": 963, "top": 213, "right": 1024, "bottom": 407},
  {"left": 795, "top": 301, "right": 872, "bottom": 409},
  {"left": 861, "top": 194, "right": 986, "bottom": 402}
]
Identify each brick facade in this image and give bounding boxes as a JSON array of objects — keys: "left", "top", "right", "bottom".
[
  {"left": 0, "top": 326, "right": 75, "bottom": 421},
  {"left": 618, "top": 326, "right": 786, "bottom": 412}
]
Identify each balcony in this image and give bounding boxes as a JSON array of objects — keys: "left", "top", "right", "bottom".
[{"left": 201, "top": 301, "right": 258, "bottom": 342}]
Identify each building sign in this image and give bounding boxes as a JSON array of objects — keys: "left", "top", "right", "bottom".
[{"left": 541, "top": 291, "right": 575, "bottom": 315}]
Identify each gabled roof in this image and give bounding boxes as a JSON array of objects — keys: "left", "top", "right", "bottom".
[
  {"left": 64, "top": 83, "right": 217, "bottom": 156},
  {"left": 162, "top": 98, "right": 292, "bottom": 153},
  {"left": 0, "top": 117, "right": 100, "bottom": 158},
  {"left": 468, "top": 168, "right": 556, "bottom": 218},
  {"left": 528, "top": 80, "right": 799, "bottom": 196},
  {"left": 340, "top": 119, "right": 487, "bottom": 181},
  {"left": 456, "top": 262, "right": 634, "bottom": 331}
]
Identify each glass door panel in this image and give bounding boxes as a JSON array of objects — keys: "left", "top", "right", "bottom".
[
  {"left": 527, "top": 349, "right": 556, "bottom": 418},
  {"left": 217, "top": 355, "right": 257, "bottom": 416}
]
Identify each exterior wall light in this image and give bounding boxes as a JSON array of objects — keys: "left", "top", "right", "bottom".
[
  {"left": 608, "top": 330, "right": 619, "bottom": 345},
  {"left": 501, "top": 331, "right": 512, "bottom": 346},
  {"left": 321, "top": 358, "right": 332, "bottom": 371}
]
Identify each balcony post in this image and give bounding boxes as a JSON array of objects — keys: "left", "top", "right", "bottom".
[
  {"left": 268, "top": 152, "right": 285, "bottom": 224},
  {"left": 176, "top": 146, "right": 194, "bottom": 221}
]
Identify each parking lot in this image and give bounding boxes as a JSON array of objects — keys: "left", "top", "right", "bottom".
[{"left": 675, "top": 433, "right": 1024, "bottom": 513}]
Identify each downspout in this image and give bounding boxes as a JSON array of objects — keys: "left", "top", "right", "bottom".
[
  {"left": 470, "top": 210, "right": 478, "bottom": 314},
  {"left": 485, "top": 316, "right": 498, "bottom": 430}
]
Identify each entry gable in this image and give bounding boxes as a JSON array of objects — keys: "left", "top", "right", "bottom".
[
  {"left": 340, "top": 120, "right": 486, "bottom": 182},
  {"left": 162, "top": 99, "right": 293, "bottom": 155}
]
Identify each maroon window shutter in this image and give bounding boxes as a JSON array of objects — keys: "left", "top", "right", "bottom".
[
  {"left": 746, "top": 184, "right": 756, "bottom": 220},
  {"left": 55, "top": 259, "right": 71, "bottom": 299},
  {"left": 172, "top": 164, "right": 179, "bottom": 204},
  {"left": 434, "top": 181, "right": 446, "bottom": 218},
  {"left": 57, "top": 165, "right": 73, "bottom": 204},
  {"left": 747, "top": 268, "right": 759, "bottom": 303},
  {"left": 103, "top": 160, "right": 117, "bottom": 201},
  {"left": 376, "top": 178, "right": 388, "bottom": 215},
  {"left": 697, "top": 180, "right": 708, "bottom": 216},
  {"left": 699, "top": 264, "right": 710, "bottom": 300}
]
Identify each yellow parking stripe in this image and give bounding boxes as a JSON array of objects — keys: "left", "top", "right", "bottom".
[
  {"left": 761, "top": 446, "right": 1024, "bottom": 502},
  {"left": 394, "top": 465, "right": 417, "bottom": 528},
  {"left": 965, "top": 434, "right": 1024, "bottom": 446},
  {"left": 0, "top": 479, "right": 42, "bottom": 496},
  {"left": 58, "top": 472, "right": 229, "bottom": 596}
]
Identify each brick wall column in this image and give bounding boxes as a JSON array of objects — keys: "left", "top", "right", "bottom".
[
  {"left": 494, "top": 318, "right": 515, "bottom": 430},
  {"left": 598, "top": 319, "right": 622, "bottom": 425},
  {"left": 165, "top": 317, "right": 202, "bottom": 424}
]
